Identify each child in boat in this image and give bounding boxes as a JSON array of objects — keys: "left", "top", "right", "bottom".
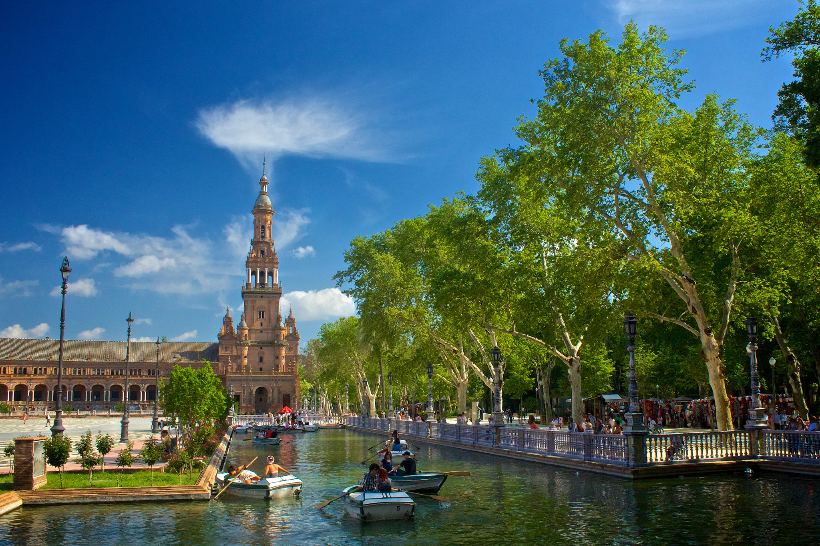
[
  {"left": 227, "top": 463, "right": 260, "bottom": 484},
  {"left": 263, "top": 455, "right": 286, "bottom": 478}
]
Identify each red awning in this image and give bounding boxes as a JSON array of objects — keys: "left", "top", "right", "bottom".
[{"left": 278, "top": 405, "right": 293, "bottom": 415}]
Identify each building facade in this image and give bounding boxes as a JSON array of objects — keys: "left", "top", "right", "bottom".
[{"left": 0, "top": 171, "right": 299, "bottom": 415}]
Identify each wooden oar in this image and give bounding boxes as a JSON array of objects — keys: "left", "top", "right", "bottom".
[
  {"left": 213, "top": 456, "right": 258, "bottom": 500},
  {"left": 315, "top": 486, "right": 361, "bottom": 509},
  {"left": 428, "top": 470, "right": 471, "bottom": 476},
  {"left": 393, "top": 488, "right": 448, "bottom": 502}
]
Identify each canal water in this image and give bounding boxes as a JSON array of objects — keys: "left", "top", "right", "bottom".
[{"left": 0, "top": 428, "right": 818, "bottom": 545}]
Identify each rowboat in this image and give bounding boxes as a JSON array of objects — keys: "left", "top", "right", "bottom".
[
  {"left": 252, "top": 436, "right": 281, "bottom": 445},
  {"left": 390, "top": 472, "right": 447, "bottom": 494},
  {"left": 234, "top": 423, "right": 254, "bottom": 433},
  {"left": 302, "top": 423, "right": 319, "bottom": 432},
  {"left": 216, "top": 472, "right": 302, "bottom": 500},
  {"left": 342, "top": 486, "right": 415, "bottom": 521}
]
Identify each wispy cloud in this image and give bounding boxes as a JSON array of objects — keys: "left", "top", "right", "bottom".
[
  {"left": 0, "top": 278, "right": 38, "bottom": 298},
  {"left": 272, "top": 209, "right": 310, "bottom": 250},
  {"left": 78, "top": 326, "right": 106, "bottom": 340},
  {"left": 293, "top": 245, "right": 315, "bottom": 259},
  {"left": 0, "top": 323, "right": 49, "bottom": 338},
  {"left": 172, "top": 329, "right": 198, "bottom": 341},
  {"left": 0, "top": 241, "right": 41, "bottom": 253},
  {"left": 51, "top": 278, "right": 97, "bottom": 297},
  {"left": 609, "top": 0, "right": 778, "bottom": 38},
  {"left": 281, "top": 288, "right": 355, "bottom": 321},
  {"left": 195, "top": 95, "right": 400, "bottom": 169},
  {"left": 134, "top": 318, "right": 152, "bottom": 325}
]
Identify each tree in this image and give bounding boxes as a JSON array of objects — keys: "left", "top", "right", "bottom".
[
  {"left": 140, "top": 438, "right": 162, "bottom": 484},
  {"left": 507, "top": 24, "right": 761, "bottom": 429},
  {"left": 43, "top": 434, "right": 72, "bottom": 488},
  {"left": 764, "top": 0, "right": 820, "bottom": 168},
  {"left": 115, "top": 440, "right": 134, "bottom": 487},
  {"left": 75, "top": 430, "right": 102, "bottom": 484},
  {"left": 95, "top": 433, "right": 114, "bottom": 473},
  {"left": 159, "top": 362, "right": 228, "bottom": 448}
]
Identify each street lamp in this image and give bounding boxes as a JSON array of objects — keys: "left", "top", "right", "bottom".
[
  {"left": 51, "top": 257, "right": 71, "bottom": 437},
  {"left": 120, "top": 312, "right": 134, "bottom": 442},
  {"left": 388, "top": 371, "right": 394, "bottom": 414},
  {"left": 151, "top": 337, "right": 161, "bottom": 433},
  {"left": 491, "top": 346, "right": 504, "bottom": 427},
  {"left": 769, "top": 356, "right": 776, "bottom": 397},
  {"left": 745, "top": 316, "right": 767, "bottom": 429},
  {"left": 426, "top": 363, "right": 435, "bottom": 421},
  {"left": 623, "top": 312, "right": 643, "bottom": 432}
]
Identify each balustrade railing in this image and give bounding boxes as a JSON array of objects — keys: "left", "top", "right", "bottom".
[
  {"left": 344, "top": 416, "right": 820, "bottom": 468},
  {"left": 763, "top": 431, "right": 820, "bottom": 461}
]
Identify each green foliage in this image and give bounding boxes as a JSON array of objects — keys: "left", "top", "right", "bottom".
[
  {"left": 41, "top": 469, "right": 198, "bottom": 490},
  {"left": 159, "top": 361, "right": 228, "bottom": 449},
  {"left": 140, "top": 438, "right": 162, "bottom": 484},
  {"left": 76, "top": 431, "right": 94, "bottom": 458},
  {"left": 43, "top": 434, "right": 72, "bottom": 488},
  {"left": 115, "top": 440, "right": 135, "bottom": 487},
  {"left": 0, "top": 403, "right": 11, "bottom": 414},
  {"left": 95, "top": 433, "right": 115, "bottom": 472},
  {"left": 3, "top": 443, "right": 14, "bottom": 459}
]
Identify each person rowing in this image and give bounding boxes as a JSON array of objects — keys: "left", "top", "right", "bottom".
[
  {"left": 394, "top": 450, "right": 417, "bottom": 476},
  {"left": 227, "top": 462, "right": 260, "bottom": 484},
  {"left": 361, "top": 463, "right": 392, "bottom": 493},
  {"left": 263, "top": 455, "right": 287, "bottom": 478}
]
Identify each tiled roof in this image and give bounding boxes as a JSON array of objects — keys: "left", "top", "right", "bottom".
[{"left": 0, "top": 338, "right": 218, "bottom": 363}]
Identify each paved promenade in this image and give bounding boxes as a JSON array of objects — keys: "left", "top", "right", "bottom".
[{"left": 0, "top": 416, "right": 166, "bottom": 472}]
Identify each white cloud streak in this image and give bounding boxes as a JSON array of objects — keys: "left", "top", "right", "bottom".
[
  {"left": 0, "top": 241, "right": 41, "bottom": 253},
  {"left": 195, "top": 96, "right": 398, "bottom": 168},
  {"left": 172, "top": 329, "right": 198, "bottom": 341},
  {"left": 609, "top": 0, "right": 779, "bottom": 38},
  {"left": 272, "top": 209, "right": 310, "bottom": 250},
  {"left": 51, "top": 277, "right": 98, "bottom": 297},
  {"left": 293, "top": 245, "right": 315, "bottom": 259},
  {"left": 281, "top": 288, "right": 356, "bottom": 321},
  {"left": 78, "top": 327, "right": 106, "bottom": 340},
  {"left": 0, "top": 278, "right": 38, "bottom": 298},
  {"left": 0, "top": 323, "right": 49, "bottom": 338}
]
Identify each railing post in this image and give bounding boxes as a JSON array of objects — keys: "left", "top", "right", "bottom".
[
  {"left": 547, "top": 431, "right": 555, "bottom": 454},
  {"left": 625, "top": 430, "right": 648, "bottom": 467},
  {"left": 747, "top": 429, "right": 763, "bottom": 458},
  {"left": 426, "top": 420, "right": 432, "bottom": 439}
]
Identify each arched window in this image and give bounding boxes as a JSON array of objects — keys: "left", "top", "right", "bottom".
[{"left": 261, "top": 226, "right": 266, "bottom": 239}]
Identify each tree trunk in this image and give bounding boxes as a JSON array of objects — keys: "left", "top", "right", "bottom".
[
  {"left": 703, "top": 339, "right": 733, "bottom": 430},
  {"left": 773, "top": 317, "right": 810, "bottom": 420},
  {"left": 455, "top": 380, "right": 468, "bottom": 414},
  {"left": 568, "top": 357, "right": 583, "bottom": 426}
]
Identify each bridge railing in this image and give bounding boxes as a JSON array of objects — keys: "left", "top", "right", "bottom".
[
  {"left": 646, "top": 430, "right": 752, "bottom": 463},
  {"left": 763, "top": 431, "right": 820, "bottom": 462}
]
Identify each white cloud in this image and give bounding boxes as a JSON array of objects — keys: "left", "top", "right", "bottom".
[
  {"left": 0, "top": 278, "right": 38, "bottom": 297},
  {"left": 272, "top": 209, "right": 310, "bottom": 250},
  {"left": 114, "top": 255, "right": 176, "bottom": 277},
  {"left": 281, "top": 288, "right": 356, "bottom": 321},
  {"left": 0, "top": 323, "right": 49, "bottom": 338},
  {"left": 0, "top": 241, "right": 41, "bottom": 253},
  {"left": 51, "top": 278, "right": 98, "bottom": 297},
  {"left": 59, "top": 224, "right": 130, "bottom": 259},
  {"left": 172, "top": 329, "right": 198, "bottom": 341},
  {"left": 293, "top": 245, "right": 315, "bottom": 259},
  {"left": 224, "top": 216, "right": 252, "bottom": 258},
  {"left": 132, "top": 336, "right": 156, "bottom": 342},
  {"left": 78, "top": 327, "right": 106, "bottom": 340},
  {"left": 134, "top": 318, "right": 152, "bottom": 325},
  {"left": 196, "top": 96, "right": 396, "bottom": 168},
  {"left": 609, "top": 0, "right": 779, "bottom": 38}
]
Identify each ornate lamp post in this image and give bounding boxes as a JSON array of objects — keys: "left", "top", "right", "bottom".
[
  {"left": 623, "top": 312, "right": 643, "bottom": 432},
  {"left": 491, "top": 347, "right": 504, "bottom": 428},
  {"left": 426, "top": 363, "right": 435, "bottom": 421},
  {"left": 388, "top": 371, "right": 394, "bottom": 414},
  {"left": 151, "top": 337, "right": 161, "bottom": 433},
  {"left": 769, "top": 356, "right": 776, "bottom": 397},
  {"left": 745, "top": 316, "right": 768, "bottom": 429},
  {"left": 51, "top": 257, "right": 71, "bottom": 437},
  {"left": 120, "top": 312, "right": 134, "bottom": 442}
]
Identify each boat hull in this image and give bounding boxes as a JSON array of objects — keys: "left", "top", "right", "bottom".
[
  {"left": 342, "top": 487, "right": 415, "bottom": 521},
  {"left": 252, "top": 437, "right": 281, "bottom": 445},
  {"left": 216, "top": 473, "right": 302, "bottom": 500},
  {"left": 303, "top": 424, "right": 319, "bottom": 432},
  {"left": 390, "top": 473, "right": 447, "bottom": 494}
]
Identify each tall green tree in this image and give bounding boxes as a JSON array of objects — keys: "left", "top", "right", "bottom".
[
  {"left": 160, "top": 362, "right": 228, "bottom": 446},
  {"left": 764, "top": 0, "right": 820, "bottom": 168}
]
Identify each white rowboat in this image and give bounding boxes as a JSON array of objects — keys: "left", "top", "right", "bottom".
[
  {"left": 390, "top": 473, "right": 447, "bottom": 494},
  {"left": 342, "top": 486, "right": 415, "bottom": 521},
  {"left": 216, "top": 472, "right": 302, "bottom": 500}
]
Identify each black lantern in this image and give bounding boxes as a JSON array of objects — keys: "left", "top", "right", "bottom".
[
  {"left": 624, "top": 312, "right": 637, "bottom": 339},
  {"left": 746, "top": 316, "right": 758, "bottom": 341},
  {"left": 492, "top": 346, "right": 501, "bottom": 367},
  {"left": 60, "top": 256, "right": 71, "bottom": 281},
  {"left": 426, "top": 362, "right": 433, "bottom": 379}
]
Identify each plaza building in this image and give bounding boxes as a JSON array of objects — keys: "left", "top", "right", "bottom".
[{"left": 0, "top": 170, "right": 300, "bottom": 415}]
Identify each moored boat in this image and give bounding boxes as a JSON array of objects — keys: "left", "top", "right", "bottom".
[
  {"left": 216, "top": 472, "right": 302, "bottom": 499},
  {"left": 303, "top": 423, "right": 319, "bottom": 432},
  {"left": 390, "top": 473, "right": 447, "bottom": 494},
  {"left": 252, "top": 435, "right": 281, "bottom": 445},
  {"left": 342, "top": 486, "right": 415, "bottom": 521}
]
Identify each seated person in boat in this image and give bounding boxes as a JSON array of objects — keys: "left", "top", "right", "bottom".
[
  {"left": 263, "top": 455, "right": 286, "bottom": 478},
  {"left": 227, "top": 463, "right": 260, "bottom": 484},
  {"left": 390, "top": 430, "right": 402, "bottom": 451},
  {"left": 380, "top": 451, "right": 393, "bottom": 472},
  {"left": 395, "top": 451, "right": 417, "bottom": 476},
  {"left": 361, "top": 463, "right": 391, "bottom": 492}
]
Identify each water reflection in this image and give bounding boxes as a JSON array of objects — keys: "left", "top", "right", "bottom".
[{"left": 0, "top": 429, "right": 817, "bottom": 545}]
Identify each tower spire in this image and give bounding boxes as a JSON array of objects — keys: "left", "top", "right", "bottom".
[{"left": 262, "top": 154, "right": 267, "bottom": 178}]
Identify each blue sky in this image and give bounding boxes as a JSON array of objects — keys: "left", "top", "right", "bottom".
[{"left": 0, "top": 1, "right": 798, "bottom": 346}]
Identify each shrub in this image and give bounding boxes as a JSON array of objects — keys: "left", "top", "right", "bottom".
[
  {"left": 114, "top": 441, "right": 134, "bottom": 487},
  {"left": 0, "top": 403, "right": 11, "bottom": 414},
  {"left": 95, "top": 433, "right": 115, "bottom": 472},
  {"left": 43, "top": 435, "right": 72, "bottom": 488},
  {"left": 140, "top": 439, "right": 162, "bottom": 484}
]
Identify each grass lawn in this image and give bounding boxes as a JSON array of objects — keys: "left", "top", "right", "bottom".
[
  {"left": 0, "top": 474, "right": 12, "bottom": 491},
  {"left": 42, "top": 469, "right": 200, "bottom": 489}
]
